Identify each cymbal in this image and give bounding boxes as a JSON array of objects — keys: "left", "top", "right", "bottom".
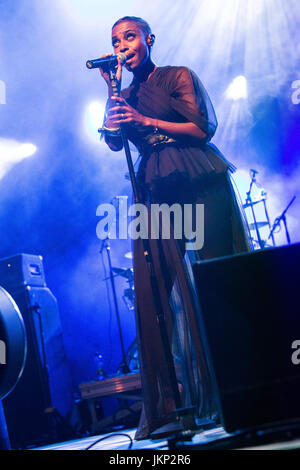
[
  {"left": 112, "top": 267, "right": 126, "bottom": 274},
  {"left": 248, "top": 222, "right": 269, "bottom": 230},
  {"left": 112, "top": 267, "right": 134, "bottom": 281},
  {"left": 124, "top": 251, "right": 133, "bottom": 259}
]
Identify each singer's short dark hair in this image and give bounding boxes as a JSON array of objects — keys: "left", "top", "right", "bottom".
[{"left": 112, "top": 16, "right": 152, "bottom": 38}]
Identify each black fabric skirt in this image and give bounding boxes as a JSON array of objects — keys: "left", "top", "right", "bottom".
[{"left": 132, "top": 170, "right": 251, "bottom": 440}]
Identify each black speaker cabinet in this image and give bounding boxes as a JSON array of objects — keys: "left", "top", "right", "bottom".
[
  {"left": 193, "top": 243, "right": 300, "bottom": 434},
  {"left": 0, "top": 254, "right": 74, "bottom": 448}
]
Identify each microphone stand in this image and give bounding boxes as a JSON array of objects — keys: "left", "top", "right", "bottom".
[
  {"left": 101, "top": 236, "right": 130, "bottom": 374},
  {"left": 268, "top": 196, "right": 296, "bottom": 245},
  {"left": 104, "top": 67, "right": 195, "bottom": 432},
  {"left": 0, "top": 400, "right": 11, "bottom": 450}
]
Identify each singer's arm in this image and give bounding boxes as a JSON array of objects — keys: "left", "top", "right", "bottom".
[
  {"left": 104, "top": 132, "right": 123, "bottom": 152},
  {"left": 145, "top": 119, "right": 207, "bottom": 142},
  {"left": 103, "top": 116, "right": 206, "bottom": 152},
  {"left": 107, "top": 96, "right": 207, "bottom": 144},
  {"left": 102, "top": 90, "right": 124, "bottom": 151}
]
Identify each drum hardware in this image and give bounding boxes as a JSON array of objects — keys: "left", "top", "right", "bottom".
[
  {"left": 103, "top": 267, "right": 133, "bottom": 283},
  {"left": 261, "top": 192, "right": 275, "bottom": 246},
  {"left": 268, "top": 196, "right": 296, "bottom": 245},
  {"left": 243, "top": 199, "right": 266, "bottom": 209},
  {"left": 112, "top": 267, "right": 134, "bottom": 282},
  {"left": 243, "top": 170, "right": 275, "bottom": 249},
  {"left": 122, "top": 287, "right": 135, "bottom": 312},
  {"left": 248, "top": 222, "right": 269, "bottom": 230},
  {"left": 110, "top": 267, "right": 135, "bottom": 312},
  {"left": 243, "top": 171, "right": 296, "bottom": 249},
  {"left": 103, "top": 268, "right": 135, "bottom": 311}
]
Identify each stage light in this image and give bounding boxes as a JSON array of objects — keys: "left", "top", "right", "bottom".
[
  {"left": 0, "top": 139, "right": 37, "bottom": 180},
  {"left": 84, "top": 101, "right": 106, "bottom": 144},
  {"left": 0, "top": 139, "right": 37, "bottom": 161},
  {"left": 87, "top": 101, "right": 105, "bottom": 129},
  {"left": 17, "top": 143, "right": 37, "bottom": 158},
  {"left": 0, "top": 80, "right": 6, "bottom": 105},
  {"left": 225, "top": 76, "right": 248, "bottom": 101}
]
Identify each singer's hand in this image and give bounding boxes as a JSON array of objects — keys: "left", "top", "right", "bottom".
[
  {"left": 108, "top": 96, "right": 153, "bottom": 129},
  {"left": 98, "top": 53, "right": 123, "bottom": 86}
]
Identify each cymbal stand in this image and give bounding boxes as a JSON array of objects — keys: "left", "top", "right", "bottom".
[
  {"left": 261, "top": 193, "right": 276, "bottom": 247},
  {"left": 245, "top": 170, "right": 265, "bottom": 249},
  {"left": 268, "top": 196, "right": 296, "bottom": 245}
]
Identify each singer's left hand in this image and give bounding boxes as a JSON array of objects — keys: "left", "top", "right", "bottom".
[{"left": 108, "top": 96, "right": 153, "bottom": 129}]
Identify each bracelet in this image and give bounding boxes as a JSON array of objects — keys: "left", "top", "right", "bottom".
[
  {"left": 153, "top": 119, "right": 159, "bottom": 134},
  {"left": 98, "top": 125, "right": 121, "bottom": 137}
]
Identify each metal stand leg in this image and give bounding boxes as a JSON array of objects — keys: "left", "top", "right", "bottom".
[{"left": 0, "top": 400, "right": 11, "bottom": 450}]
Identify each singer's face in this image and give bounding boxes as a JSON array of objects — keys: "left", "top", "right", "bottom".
[{"left": 111, "top": 21, "right": 150, "bottom": 71}]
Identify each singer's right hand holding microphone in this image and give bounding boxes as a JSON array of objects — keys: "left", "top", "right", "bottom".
[{"left": 98, "top": 53, "right": 123, "bottom": 87}]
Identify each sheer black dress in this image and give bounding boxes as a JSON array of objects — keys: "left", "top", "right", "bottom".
[{"left": 107, "top": 65, "right": 251, "bottom": 440}]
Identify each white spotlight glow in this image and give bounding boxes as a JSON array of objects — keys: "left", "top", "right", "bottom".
[
  {"left": 0, "top": 139, "right": 37, "bottom": 161},
  {"left": 225, "top": 75, "right": 248, "bottom": 100},
  {"left": 84, "top": 101, "right": 106, "bottom": 144},
  {"left": 0, "top": 79, "right": 6, "bottom": 104},
  {"left": 0, "top": 138, "right": 37, "bottom": 180},
  {"left": 17, "top": 143, "right": 37, "bottom": 158}
]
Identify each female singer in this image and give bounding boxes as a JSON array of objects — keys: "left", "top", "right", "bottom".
[{"left": 99, "top": 16, "right": 251, "bottom": 440}]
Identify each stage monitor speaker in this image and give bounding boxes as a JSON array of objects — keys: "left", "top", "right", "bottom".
[
  {"left": 0, "top": 254, "right": 74, "bottom": 448},
  {"left": 193, "top": 243, "right": 300, "bottom": 434}
]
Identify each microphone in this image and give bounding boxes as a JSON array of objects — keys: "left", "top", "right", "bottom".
[{"left": 86, "top": 53, "right": 127, "bottom": 70}]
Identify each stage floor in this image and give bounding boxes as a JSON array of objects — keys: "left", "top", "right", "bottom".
[{"left": 33, "top": 425, "right": 300, "bottom": 451}]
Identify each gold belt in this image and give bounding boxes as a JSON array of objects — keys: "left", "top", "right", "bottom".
[{"left": 143, "top": 132, "right": 176, "bottom": 147}]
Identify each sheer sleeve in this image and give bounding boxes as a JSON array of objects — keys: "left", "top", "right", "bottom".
[{"left": 169, "top": 67, "right": 217, "bottom": 142}]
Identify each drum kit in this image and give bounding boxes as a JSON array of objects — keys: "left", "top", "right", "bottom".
[{"left": 243, "top": 169, "right": 296, "bottom": 250}]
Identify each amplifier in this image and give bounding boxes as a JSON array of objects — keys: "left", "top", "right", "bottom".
[
  {"left": 0, "top": 254, "right": 46, "bottom": 289},
  {"left": 193, "top": 242, "right": 300, "bottom": 434},
  {"left": 0, "top": 253, "right": 73, "bottom": 448}
]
